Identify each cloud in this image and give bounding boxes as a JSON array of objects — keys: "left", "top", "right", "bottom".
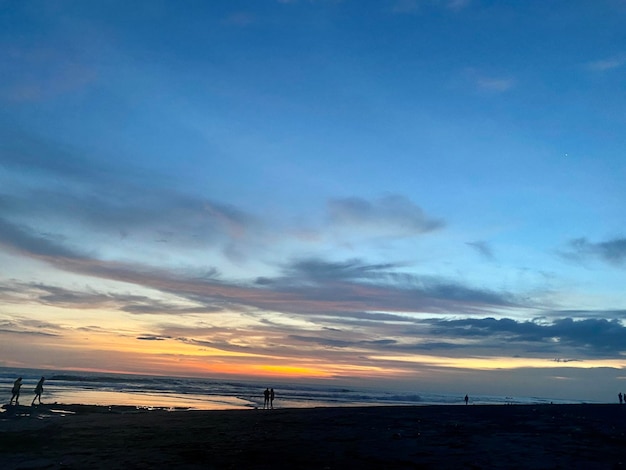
[
  {"left": 0, "top": 280, "right": 226, "bottom": 316},
  {"left": 563, "top": 237, "right": 626, "bottom": 267},
  {"left": 587, "top": 55, "right": 626, "bottom": 72},
  {"left": 1, "top": 130, "right": 445, "bottom": 268},
  {"left": 475, "top": 76, "right": 516, "bottom": 92},
  {"left": 4, "top": 222, "right": 624, "bottom": 365},
  {"left": 327, "top": 195, "right": 444, "bottom": 237},
  {"left": 544, "top": 309, "right": 626, "bottom": 320},
  {"left": 170, "top": 312, "right": 626, "bottom": 361},
  {"left": 284, "top": 258, "right": 401, "bottom": 282},
  {"left": 136, "top": 335, "right": 171, "bottom": 341},
  {"left": 2, "top": 190, "right": 257, "bottom": 252},
  {"left": 0, "top": 128, "right": 264, "bottom": 263},
  {"left": 392, "top": 0, "right": 420, "bottom": 13},
  {"left": 0, "top": 317, "right": 63, "bottom": 338},
  {"left": 259, "top": 257, "right": 518, "bottom": 315},
  {"left": 391, "top": 0, "right": 470, "bottom": 14},
  {"left": 466, "top": 240, "right": 495, "bottom": 261},
  {"left": 0, "top": 327, "right": 59, "bottom": 338},
  {"left": 0, "top": 217, "right": 85, "bottom": 260},
  {"left": 446, "top": 0, "right": 470, "bottom": 11},
  {"left": 427, "top": 317, "right": 626, "bottom": 357},
  {"left": 0, "top": 218, "right": 517, "bottom": 318},
  {"left": 223, "top": 11, "right": 256, "bottom": 27},
  {"left": 121, "top": 303, "right": 223, "bottom": 315},
  {"left": 0, "top": 133, "right": 106, "bottom": 201},
  {"left": 1, "top": 45, "right": 97, "bottom": 102},
  {"left": 288, "top": 334, "right": 398, "bottom": 349},
  {"left": 462, "top": 68, "right": 516, "bottom": 93}
]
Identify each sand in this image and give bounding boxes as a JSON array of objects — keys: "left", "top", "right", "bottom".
[{"left": 1, "top": 403, "right": 625, "bottom": 469}]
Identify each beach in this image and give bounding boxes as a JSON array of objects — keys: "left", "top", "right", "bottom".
[{"left": 1, "top": 404, "right": 625, "bottom": 469}]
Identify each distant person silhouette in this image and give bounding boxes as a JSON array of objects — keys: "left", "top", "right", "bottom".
[
  {"left": 32, "top": 377, "right": 45, "bottom": 405},
  {"left": 270, "top": 388, "right": 275, "bottom": 409},
  {"left": 464, "top": 394, "right": 469, "bottom": 405},
  {"left": 263, "top": 388, "right": 270, "bottom": 409},
  {"left": 10, "top": 377, "right": 23, "bottom": 405},
  {"left": 619, "top": 392, "right": 623, "bottom": 405}
]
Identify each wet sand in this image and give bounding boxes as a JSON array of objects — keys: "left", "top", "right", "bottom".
[{"left": 1, "top": 403, "right": 625, "bottom": 469}]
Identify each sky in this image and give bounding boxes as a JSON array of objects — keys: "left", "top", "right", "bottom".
[{"left": 1, "top": 0, "right": 625, "bottom": 402}]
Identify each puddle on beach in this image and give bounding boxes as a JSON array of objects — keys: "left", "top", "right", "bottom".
[
  {"left": 47, "top": 408, "right": 76, "bottom": 416},
  {"left": 43, "top": 389, "right": 253, "bottom": 411}
]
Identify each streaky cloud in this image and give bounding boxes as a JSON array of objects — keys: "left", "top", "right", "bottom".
[
  {"left": 0, "top": 218, "right": 519, "bottom": 317},
  {"left": 587, "top": 55, "right": 626, "bottom": 72},
  {"left": 0, "top": 217, "right": 84, "bottom": 260},
  {"left": 427, "top": 317, "right": 626, "bottom": 357},
  {"left": 564, "top": 237, "right": 626, "bottom": 267},
  {"left": 544, "top": 309, "right": 626, "bottom": 320},
  {"left": 136, "top": 335, "right": 171, "bottom": 341},
  {"left": 466, "top": 240, "right": 495, "bottom": 261},
  {"left": 327, "top": 194, "right": 444, "bottom": 237},
  {"left": 284, "top": 258, "right": 401, "bottom": 282},
  {"left": 391, "top": 0, "right": 470, "bottom": 14},
  {"left": 288, "top": 334, "right": 398, "bottom": 349}
]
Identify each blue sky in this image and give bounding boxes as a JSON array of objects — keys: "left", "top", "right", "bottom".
[{"left": 1, "top": 0, "right": 625, "bottom": 401}]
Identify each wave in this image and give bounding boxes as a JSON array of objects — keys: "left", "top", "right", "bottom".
[{"left": 1, "top": 367, "right": 585, "bottom": 409}]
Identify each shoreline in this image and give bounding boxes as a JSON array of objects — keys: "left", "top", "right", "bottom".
[{"left": 2, "top": 403, "right": 625, "bottom": 468}]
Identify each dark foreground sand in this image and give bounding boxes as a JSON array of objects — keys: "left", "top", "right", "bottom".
[{"left": 1, "top": 403, "right": 626, "bottom": 469}]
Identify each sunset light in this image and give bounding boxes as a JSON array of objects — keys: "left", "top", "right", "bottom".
[{"left": 1, "top": 0, "right": 625, "bottom": 405}]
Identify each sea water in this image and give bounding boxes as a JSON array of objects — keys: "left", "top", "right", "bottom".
[{"left": 0, "top": 367, "right": 579, "bottom": 411}]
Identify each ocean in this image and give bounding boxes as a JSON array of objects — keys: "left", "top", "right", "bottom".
[{"left": 0, "top": 367, "right": 579, "bottom": 411}]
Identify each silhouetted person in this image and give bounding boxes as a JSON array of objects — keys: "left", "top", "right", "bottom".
[
  {"left": 263, "top": 388, "right": 270, "bottom": 409},
  {"left": 464, "top": 394, "right": 469, "bottom": 405},
  {"left": 270, "top": 388, "right": 275, "bottom": 409},
  {"left": 10, "top": 377, "right": 23, "bottom": 405},
  {"left": 32, "top": 377, "right": 45, "bottom": 405},
  {"left": 619, "top": 392, "right": 623, "bottom": 405}
]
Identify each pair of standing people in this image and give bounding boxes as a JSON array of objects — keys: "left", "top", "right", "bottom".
[
  {"left": 263, "top": 387, "right": 275, "bottom": 409},
  {"left": 9, "top": 376, "right": 45, "bottom": 406}
]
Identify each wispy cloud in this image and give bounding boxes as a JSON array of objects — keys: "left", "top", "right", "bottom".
[
  {"left": 563, "top": 237, "right": 626, "bottom": 267},
  {"left": 0, "top": 217, "right": 84, "bottom": 260},
  {"left": 462, "top": 68, "right": 516, "bottom": 93},
  {"left": 0, "top": 218, "right": 517, "bottom": 318},
  {"left": 467, "top": 240, "right": 495, "bottom": 261},
  {"left": 0, "top": 317, "right": 63, "bottom": 338},
  {"left": 1, "top": 46, "right": 97, "bottom": 102},
  {"left": 327, "top": 195, "right": 444, "bottom": 237},
  {"left": 136, "top": 335, "right": 171, "bottom": 341},
  {"left": 282, "top": 258, "right": 401, "bottom": 282},
  {"left": 0, "top": 280, "right": 228, "bottom": 316},
  {"left": 0, "top": 128, "right": 267, "bottom": 263},
  {"left": 223, "top": 11, "right": 256, "bottom": 27},
  {"left": 1, "top": 130, "right": 444, "bottom": 267},
  {"left": 587, "top": 55, "right": 626, "bottom": 72},
  {"left": 475, "top": 76, "right": 516, "bottom": 92},
  {"left": 427, "top": 317, "right": 626, "bottom": 357},
  {"left": 392, "top": 0, "right": 420, "bottom": 13},
  {"left": 391, "top": 0, "right": 470, "bottom": 14}
]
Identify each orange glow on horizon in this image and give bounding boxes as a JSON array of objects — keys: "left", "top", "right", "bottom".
[
  {"left": 369, "top": 354, "right": 626, "bottom": 370},
  {"left": 256, "top": 364, "right": 333, "bottom": 377}
]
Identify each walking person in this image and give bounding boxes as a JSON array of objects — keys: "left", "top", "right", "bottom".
[
  {"left": 32, "top": 377, "right": 45, "bottom": 406},
  {"left": 270, "top": 388, "right": 275, "bottom": 409},
  {"left": 10, "top": 377, "right": 23, "bottom": 405},
  {"left": 263, "top": 388, "right": 270, "bottom": 409},
  {"left": 464, "top": 394, "right": 469, "bottom": 405}
]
